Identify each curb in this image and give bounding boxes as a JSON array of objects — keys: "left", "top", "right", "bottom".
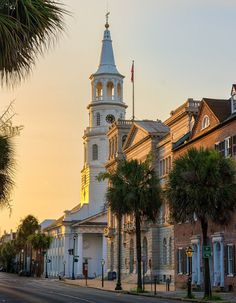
[{"left": 63, "top": 280, "right": 230, "bottom": 303}]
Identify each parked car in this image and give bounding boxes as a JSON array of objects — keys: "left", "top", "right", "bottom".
[
  {"left": 0, "top": 266, "right": 6, "bottom": 272},
  {"left": 18, "top": 270, "right": 31, "bottom": 277}
]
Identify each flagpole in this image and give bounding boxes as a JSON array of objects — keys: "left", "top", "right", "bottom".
[{"left": 132, "top": 60, "right": 135, "bottom": 120}]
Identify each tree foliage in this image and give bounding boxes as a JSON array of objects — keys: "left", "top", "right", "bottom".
[
  {"left": 167, "top": 147, "right": 236, "bottom": 298},
  {"left": 28, "top": 232, "right": 52, "bottom": 252},
  {"left": 167, "top": 147, "right": 236, "bottom": 225},
  {"left": 17, "top": 214, "right": 39, "bottom": 248},
  {"left": 0, "top": 0, "right": 68, "bottom": 86},
  {"left": 0, "top": 135, "right": 15, "bottom": 209},
  {"left": 0, "top": 240, "right": 16, "bottom": 271},
  {"left": 98, "top": 158, "right": 162, "bottom": 291}
]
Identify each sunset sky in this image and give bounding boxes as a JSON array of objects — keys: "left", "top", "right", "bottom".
[{"left": 0, "top": 0, "right": 236, "bottom": 233}]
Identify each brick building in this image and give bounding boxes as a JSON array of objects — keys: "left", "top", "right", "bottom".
[{"left": 173, "top": 85, "right": 236, "bottom": 291}]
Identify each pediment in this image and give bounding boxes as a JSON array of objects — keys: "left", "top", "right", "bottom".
[
  {"left": 191, "top": 100, "right": 219, "bottom": 138},
  {"left": 123, "top": 124, "right": 150, "bottom": 150}
]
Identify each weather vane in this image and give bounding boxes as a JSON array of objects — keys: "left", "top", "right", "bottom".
[{"left": 105, "top": 11, "right": 110, "bottom": 29}]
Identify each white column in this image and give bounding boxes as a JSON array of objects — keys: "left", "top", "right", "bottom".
[
  {"left": 102, "top": 235, "right": 107, "bottom": 273},
  {"left": 64, "top": 234, "right": 70, "bottom": 277},
  {"left": 220, "top": 241, "right": 224, "bottom": 287},
  {"left": 76, "top": 233, "right": 83, "bottom": 277}
]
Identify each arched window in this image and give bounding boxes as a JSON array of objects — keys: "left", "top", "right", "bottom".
[
  {"left": 168, "top": 237, "right": 172, "bottom": 265},
  {"left": 96, "top": 112, "right": 100, "bottom": 126},
  {"left": 107, "top": 81, "right": 114, "bottom": 99},
  {"left": 163, "top": 238, "right": 167, "bottom": 265},
  {"left": 143, "top": 237, "right": 148, "bottom": 273},
  {"left": 117, "top": 83, "right": 122, "bottom": 98},
  {"left": 202, "top": 115, "right": 210, "bottom": 129},
  {"left": 130, "top": 239, "right": 134, "bottom": 273},
  {"left": 96, "top": 82, "right": 103, "bottom": 100},
  {"left": 92, "top": 144, "right": 98, "bottom": 160}
]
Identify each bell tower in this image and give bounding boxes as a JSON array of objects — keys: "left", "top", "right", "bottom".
[{"left": 80, "top": 15, "right": 127, "bottom": 216}]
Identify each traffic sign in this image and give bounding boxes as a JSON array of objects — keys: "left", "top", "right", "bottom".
[{"left": 203, "top": 245, "right": 212, "bottom": 258}]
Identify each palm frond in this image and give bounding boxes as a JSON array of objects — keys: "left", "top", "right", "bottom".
[{"left": 0, "top": 0, "right": 69, "bottom": 86}]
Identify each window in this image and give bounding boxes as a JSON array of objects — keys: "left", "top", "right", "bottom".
[
  {"left": 96, "top": 113, "right": 100, "bottom": 126},
  {"left": 92, "top": 144, "right": 98, "bottom": 160},
  {"left": 143, "top": 237, "right": 148, "bottom": 273},
  {"left": 177, "top": 248, "right": 184, "bottom": 274},
  {"left": 202, "top": 115, "right": 210, "bottom": 129},
  {"left": 233, "top": 136, "right": 236, "bottom": 156},
  {"left": 215, "top": 136, "right": 236, "bottom": 157},
  {"left": 225, "top": 137, "right": 232, "bottom": 157},
  {"left": 168, "top": 238, "right": 172, "bottom": 265},
  {"left": 107, "top": 81, "right": 114, "bottom": 99},
  {"left": 163, "top": 238, "right": 167, "bottom": 265},
  {"left": 84, "top": 145, "right": 87, "bottom": 163},
  {"left": 226, "top": 244, "right": 235, "bottom": 276},
  {"left": 117, "top": 83, "right": 122, "bottom": 98},
  {"left": 122, "top": 135, "right": 127, "bottom": 146},
  {"left": 159, "top": 156, "right": 172, "bottom": 177},
  {"left": 96, "top": 82, "right": 103, "bottom": 100}
]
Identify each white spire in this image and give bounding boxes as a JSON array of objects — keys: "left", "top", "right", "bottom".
[{"left": 94, "top": 13, "right": 121, "bottom": 75}]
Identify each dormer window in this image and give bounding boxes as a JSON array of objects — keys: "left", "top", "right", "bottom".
[{"left": 202, "top": 115, "right": 210, "bottom": 130}]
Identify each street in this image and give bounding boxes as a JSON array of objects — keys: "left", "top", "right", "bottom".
[{"left": 0, "top": 273, "right": 187, "bottom": 303}]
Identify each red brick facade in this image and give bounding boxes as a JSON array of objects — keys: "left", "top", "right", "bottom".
[{"left": 173, "top": 97, "right": 236, "bottom": 291}]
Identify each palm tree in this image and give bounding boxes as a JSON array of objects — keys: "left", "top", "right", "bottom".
[
  {"left": 98, "top": 163, "right": 131, "bottom": 290},
  {"left": 28, "top": 232, "right": 52, "bottom": 276},
  {"left": 0, "top": 0, "right": 68, "bottom": 86},
  {"left": 167, "top": 147, "right": 236, "bottom": 299},
  {"left": 16, "top": 215, "right": 39, "bottom": 271},
  {"left": 98, "top": 158, "right": 162, "bottom": 292},
  {"left": 0, "top": 135, "right": 15, "bottom": 209}
]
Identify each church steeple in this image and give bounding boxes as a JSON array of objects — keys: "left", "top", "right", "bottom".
[
  {"left": 94, "top": 13, "right": 121, "bottom": 76},
  {"left": 80, "top": 16, "right": 127, "bottom": 211}
]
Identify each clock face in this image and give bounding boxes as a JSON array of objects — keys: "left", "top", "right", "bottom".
[{"left": 106, "top": 114, "right": 115, "bottom": 124}]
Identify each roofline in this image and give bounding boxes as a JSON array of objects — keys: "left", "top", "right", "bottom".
[{"left": 173, "top": 113, "right": 236, "bottom": 151}]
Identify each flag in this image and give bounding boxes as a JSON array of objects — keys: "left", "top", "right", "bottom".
[{"left": 131, "top": 61, "right": 134, "bottom": 82}]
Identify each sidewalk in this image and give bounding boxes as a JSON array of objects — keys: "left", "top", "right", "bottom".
[{"left": 63, "top": 278, "right": 236, "bottom": 303}]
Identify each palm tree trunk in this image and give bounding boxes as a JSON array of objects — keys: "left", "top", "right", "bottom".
[
  {"left": 115, "top": 215, "right": 122, "bottom": 290},
  {"left": 201, "top": 218, "right": 212, "bottom": 299},
  {"left": 135, "top": 213, "right": 142, "bottom": 292}
]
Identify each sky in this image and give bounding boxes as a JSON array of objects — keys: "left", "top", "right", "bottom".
[{"left": 0, "top": 0, "right": 236, "bottom": 233}]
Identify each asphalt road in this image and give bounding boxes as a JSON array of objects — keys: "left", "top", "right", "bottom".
[{"left": 0, "top": 273, "right": 186, "bottom": 303}]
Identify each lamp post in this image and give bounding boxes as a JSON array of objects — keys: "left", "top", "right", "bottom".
[
  {"left": 63, "top": 260, "right": 66, "bottom": 277},
  {"left": 115, "top": 215, "right": 122, "bottom": 290},
  {"left": 101, "top": 259, "right": 105, "bottom": 288},
  {"left": 21, "top": 249, "right": 24, "bottom": 271},
  {"left": 72, "top": 234, "right": 77, "bottom": 280},
  {"left": 185, "top": 246, "right": 193, "bottom": 299},
  {"left": 45, "top": 253, "right": 49, "bottom": 278}
]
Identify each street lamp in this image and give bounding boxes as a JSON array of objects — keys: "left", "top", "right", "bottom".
[
  {"left": 101, "top": 259, "right": 105, "bottom": 288},
  {"left": 185, "top": 246, "right": 193, "bottom": 298}
]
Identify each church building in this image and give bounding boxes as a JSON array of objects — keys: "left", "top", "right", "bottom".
[{"left": 43, "top": 15, "right": 127, "bottom": 278}]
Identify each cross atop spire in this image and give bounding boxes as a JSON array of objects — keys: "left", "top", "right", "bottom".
[{"left": 105, "top": 12, "right": 110, "bottom": 29}]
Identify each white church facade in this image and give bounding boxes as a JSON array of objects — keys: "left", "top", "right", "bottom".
[{"left": 43, "top": 16, "right": 127, "bottom": 278}]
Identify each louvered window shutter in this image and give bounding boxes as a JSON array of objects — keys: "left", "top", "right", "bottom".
[{"left": 224, "top": 245, "right": 228, "bottom": 275}]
